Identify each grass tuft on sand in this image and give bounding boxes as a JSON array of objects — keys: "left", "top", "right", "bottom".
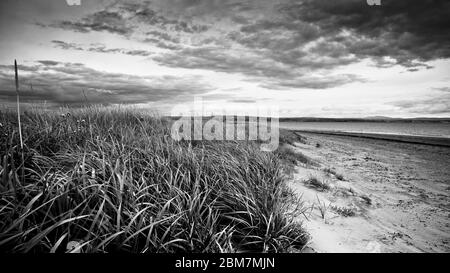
[
  {"left": 304, "top": 176, "right": 330, "bottom": 192},
  {"left": 0, "top": 106, "right": 307, "bottom": 253},
  {"left": 323, "top": 168, "right": 345, "bottom": 181}
]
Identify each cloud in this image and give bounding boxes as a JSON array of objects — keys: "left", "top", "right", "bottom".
[
  {"left": 142, "top": 38, "right": 182, "bottom": 50},
  {"left": 146, "top": 30, "right": 180, "bottom": 43},
  {"left": 37, "top": 0, "right": 450, "bottom": 91},
  {"left": 277, "top": 0, "right": 450, "bottom": 67},
  {"left": 52, "top": 40, "right": 153, "bottom": 57},
  {"left": 153, "top": 44, "right": 364, "bottom": 89},
  {"left": 123, "top": 49, "right": 153, "bottom": 57},
  {"left": 227, "top": 99, "right": 257, "bottom": 103},
  {"left": 48, "top": 1, "right": 209, "bottom": 38},
  {"left": 52, "top": 40, "right": 84, "bottom": 50},
  {"left": 37, "top": 60, "right": 61, "bottom": 66},
  {"left": 259, "top": 74, "right": 366, "bottom": 90},
  {"left": 0, "top": 61, "right": 212, "bottom": 106},
  {"left": 433, "top": 87, "right": 450, "bottom": 93},
  {"left": 391, "top": 94, "right": 450, "bottom": 115},
  {"left": 120, "top": 2, "right": 209, "bottom": 33},
  {"left": 56, "top": 10, "right": 132, "bottom": 35},
  {"left": 160, "top": 0, "right": 448, "bottom": 89},
  {"left": 46, "top": 2, "right": 197, "bottom": 51},
  {"left": 156, "top": 0, "right": 449, "bottom": 88}
]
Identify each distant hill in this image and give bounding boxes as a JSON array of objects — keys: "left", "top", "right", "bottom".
[
  {"left": 278, "top": 117, "right": 450, "bottom": 123},
  {"left": 363, "top": 116, "right": 394, "bottom": 120}
]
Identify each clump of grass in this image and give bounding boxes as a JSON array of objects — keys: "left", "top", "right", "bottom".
[
  {"left": 304, "top": 176, "right": 330, "bottom": 192},
  {"left": 314, "top": 196, "right": 329, "bottom": 219},
  {"left": 359, "top": 195, "right": 372, "bottom": 206},
  {"left": 348, "top": 187, "right": 356, "bottom": 195},
  {"left": 279, "top": 130, "right": 307, "bottom": 145},
  {"left": 334, "top": 173, "right": 344, "bottom": 181},
  {"left": 323, "top": 168, "right": 345, "bottom": 181},
  {"left": 0, "top": 106, "right": 308, "bottom": 253},
  {"left": 276, "top": 145, "right": 311, "bottom": 167},
  {"left": 330, "top": 205, "right": 356, "bottom": 217}
]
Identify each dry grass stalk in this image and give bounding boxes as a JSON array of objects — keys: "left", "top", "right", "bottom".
[{"left": 14, "top": 59, "right": 23, "bottom": 150}]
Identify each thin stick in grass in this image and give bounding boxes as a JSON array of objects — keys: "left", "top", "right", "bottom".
[
  {"left": 15, "top": 59, "right": 25, "bottom": 186},
  {"left": 82, "top": 89, "right": 88, "bottom": 105},
  {"left": 14, "top": 60, "right": 23, "bottom": 150}
]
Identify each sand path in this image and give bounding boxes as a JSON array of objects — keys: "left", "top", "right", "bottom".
[{"left": 289, "top": 132, "right": 450, "bottom": 253}]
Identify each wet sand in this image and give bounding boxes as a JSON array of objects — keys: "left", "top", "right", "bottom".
[{"left": 288, "top": 131, "right": 450, "bottom": 253}]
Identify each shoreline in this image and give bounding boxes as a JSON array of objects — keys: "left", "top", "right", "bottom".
[{"left": 288, "top": 129, "right": 450, "bottom": 147}]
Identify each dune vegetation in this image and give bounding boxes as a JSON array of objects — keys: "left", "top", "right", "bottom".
[{"left": 0, "top": 106, "right": 308, "bottom": 253}]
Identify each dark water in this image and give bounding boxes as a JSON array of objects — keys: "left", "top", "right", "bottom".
[{"left": 280, "top": 122, "right": 450, "bottom": 138}]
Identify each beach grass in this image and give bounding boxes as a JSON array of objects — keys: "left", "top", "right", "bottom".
[
  {"left": 0, "top": 106, "right": 308, "bottom": 253},
  {"left": 304, "top": 176, "right": 330, "bottom": 192},
  {"left": 323, "top": 168, "right": 345, "bottom": 181}
]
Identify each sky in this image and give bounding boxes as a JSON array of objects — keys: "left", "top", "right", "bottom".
[{"left": 0, "top": 0, "right": 449, "bottom": 117}]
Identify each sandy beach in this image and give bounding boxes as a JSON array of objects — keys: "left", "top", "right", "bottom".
[{"left": 288, "top": 131, "right": 450, "bottom": 253}]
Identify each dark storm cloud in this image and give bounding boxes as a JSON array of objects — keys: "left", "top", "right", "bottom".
[
  {"left": 140, "top": 2, "right": 363, "bottom": 89},
  {"left": 215, "top": 0, "right": 449, "bottom": 76},
  {"left": 159, "top": 0, "right": 449, "bottom": 88},
  {"left": 277, "top": 0, "right": 450, "bottom": 67},
  {"left": 0, "top": 61, "right": 211, "bottom": 105},
  {"left": 52, "top": 40, "right": 153, "bottom": 57},
  {"left": 199, "top": 0, "right": 449, "bottom": 88}
]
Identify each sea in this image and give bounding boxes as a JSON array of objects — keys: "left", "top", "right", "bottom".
[{"left": 279, "top": 122, "right": 450, "bottom": 139}]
